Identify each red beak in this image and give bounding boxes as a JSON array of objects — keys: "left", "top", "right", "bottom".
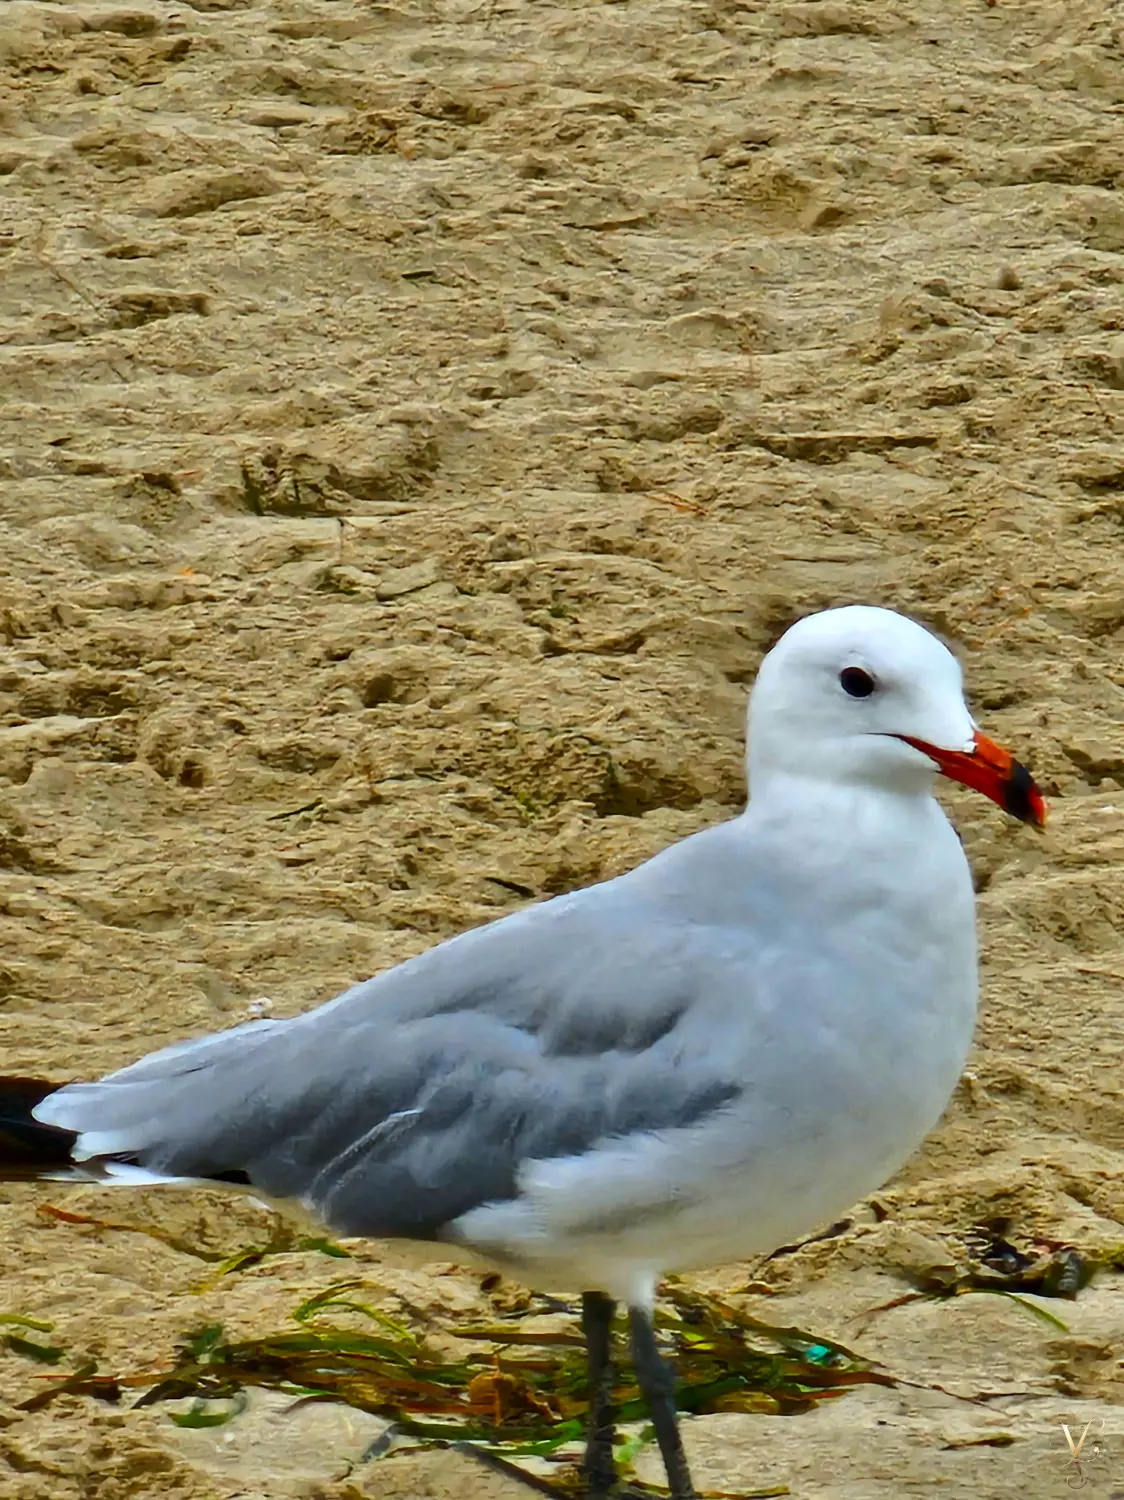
[{"left": 896, "top": 730, "right": 1047, "bottom": 828}]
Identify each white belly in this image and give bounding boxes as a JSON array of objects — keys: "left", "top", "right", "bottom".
[
  {"left": 455, "top": 828, "right": 979, "bottom": 1302},
  {"left": 522, "top": 1023, "right": 971, "bottom": 1296}
]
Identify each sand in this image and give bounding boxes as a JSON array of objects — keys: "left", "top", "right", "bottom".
[{"left": 1, "top": 0, "right": 1123, "bottom": 1496}]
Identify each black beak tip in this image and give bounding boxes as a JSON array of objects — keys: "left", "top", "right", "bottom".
[{"left": 1005, "top": 762, "right": 1046, "bottom": 828}]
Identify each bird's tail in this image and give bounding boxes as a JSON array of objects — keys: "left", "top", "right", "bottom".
[
  {"left": 7, "top": 1018, "right": 305, "bottom": 1193},
  {"left": 0, "top": 1077, "right": 80, "bottom": 1182}
]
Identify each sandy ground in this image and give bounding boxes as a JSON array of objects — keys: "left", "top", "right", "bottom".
[{"left": 2, "top": 0, "right": 1124, "bottom": 1496}]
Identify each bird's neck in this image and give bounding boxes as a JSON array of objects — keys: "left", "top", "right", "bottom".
[{"left": 743, "top": 765, "right": 958, "bottom": 870}]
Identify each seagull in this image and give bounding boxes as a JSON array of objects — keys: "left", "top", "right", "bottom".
[{"left": 0, "top": 605, "right": 1046, "bottom": 1500}]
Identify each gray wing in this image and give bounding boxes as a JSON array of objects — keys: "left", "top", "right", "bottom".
[{"left": 36, "top": 826, "right": 758, "bottom": 1241}]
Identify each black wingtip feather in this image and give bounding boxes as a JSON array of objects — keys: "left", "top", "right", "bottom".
[{"left": 0, "top": 1076, "right": 78, "bottom": 1180}]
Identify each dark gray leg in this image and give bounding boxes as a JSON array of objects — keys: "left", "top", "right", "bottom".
[
  {"left": 628, "top": 1306, "right": 698, "bottom": 1500},
  {"left": 581, "top": 1291, "right": 618, "bottom": 1496}
]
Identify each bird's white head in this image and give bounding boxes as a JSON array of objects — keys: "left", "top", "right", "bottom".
[{"left": 747, "top": 605, "right": 1045, "bottom": 826}]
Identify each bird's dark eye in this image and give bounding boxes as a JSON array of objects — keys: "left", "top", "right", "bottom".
[{"left": 839, "top": 666, "right": 876, "bottom": 698}]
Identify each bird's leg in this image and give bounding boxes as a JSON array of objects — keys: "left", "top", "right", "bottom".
[
  {"left": 628, "top": 1306, "right": 698, "bottom": 1500},
  {"left": 581, "top": 1291, "right": 618, "bottom": 1496}
]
